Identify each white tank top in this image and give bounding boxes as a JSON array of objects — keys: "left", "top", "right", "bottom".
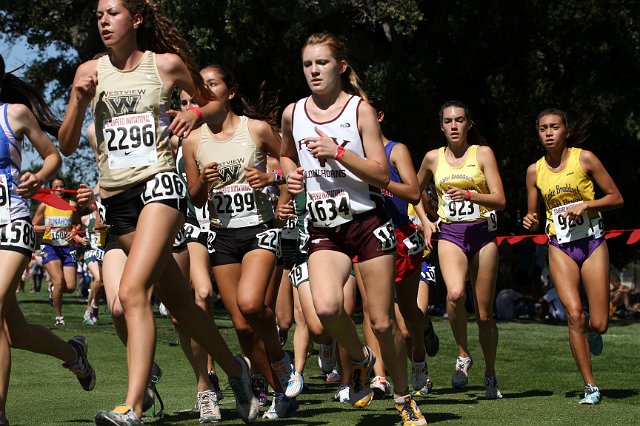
[{"left": 292, "top": 95, "right": 381, "bottom": 228}]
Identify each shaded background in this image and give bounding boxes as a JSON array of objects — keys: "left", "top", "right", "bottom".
[{"left": 1, "top": 0, "right": 638, "bottom": 267}]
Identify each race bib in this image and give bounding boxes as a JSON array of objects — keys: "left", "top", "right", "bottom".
[
  {"left": 0, "top": 175, "right": 10, "bottom": 226},
  {"left": 183, "top": 222, "right": 201, "bottom": 241},
  {"left": 0, "top": 220, "right": 37, "bottom": 252},
  {"left": 104, "top": 112, "right": 158, "bottom": 169},
  {"left": 209, "top": 184, "right": 257, "bottom": 221},
  {"left": 403, "top": 230, "right": 426, "bottom": 255},
  {"left": 195, "top": 205, "right": 210, "bottom": 230},
  {"left": 484, "top": 210, "right": 498, "bottom": 232},
  {"left": 298, "top": 229, "right": 310, "bottom": 255},
  {"left": 94, "top": 248, "right": 105, "bottom": 262},
  {"left": 282, "top": 217, "right": 298, "bottom": 239},
  {"left": 443, "top": 192, "right": 480, "bottom": 222},
  {"left": 173, "top": 225, "right": 188, "bottom": 248},
  {"left": 552, "top": 202, "right": 603, "bottom": 244},
  {"left": 307, "top": 189, "right": 353, "bottom": 228},
  {"left": 374, "top": 220, "right": 396, "bottom": 251},
  {"left": 207, "top": 231, "right": 216, "bottom": 254},
  {"left": 50, "top": 227, "right": 70, "bottom": 247},
  {"left": 141, "top": 172, "right": 186, "bottom": 204},
  {"left": 421, "top": 264, "right": 436, "bottom": 284},
  {"left": 288, "top": 262, "right": 309, "bottom": 288},
  {"left": 256, "top": 228, "right": 281, "bottom": 256}
]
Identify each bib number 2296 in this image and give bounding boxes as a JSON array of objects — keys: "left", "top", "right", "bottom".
[{"left": 141, "top": 172, "right": 186, "bottom": 204}]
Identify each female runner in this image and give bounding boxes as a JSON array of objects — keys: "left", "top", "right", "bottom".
[
  {"left": 523, "top": 108, "right": 623, "bottom": 404},
  {"left": 280, "top": 32, "right": 426, "bottom": 425},
  {"left": 417, "top": 100, "right": 506, "bottom": 399},
  {"left": 32, "top": 176, "right": 80, "bottom": 326},
  {"left": 183, "top": 63, "right": 297, "bottom": 419},
  {"left": 0, "top": 53, "right": 95, "bottom": 426},
  {"left": 58, "top": 1, "right": 257, "bottom": 424}
]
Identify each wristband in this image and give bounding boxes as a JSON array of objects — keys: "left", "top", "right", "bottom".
[
  {"left": 334, "top": 146, "right": 346, "bottom": 161},
  {"left": 272, "top": 170, "right": 285, "bottom": 186},
  {"left": 191, "top": 106, "right": 203, "bottom": 122},
  {"left": 466, "top": 190, "right": 472, "bottom": 201}
]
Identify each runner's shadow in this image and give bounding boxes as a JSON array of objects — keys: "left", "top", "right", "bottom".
[
  {"left": 356, "top": 411, "right": 461, "bottom": 425},
  {"left": 565, "top": 388, "right": 638, "bottom": 399},
  {"left": 429, "top": 385, "right": 484, "bottom": 395},
  {"left": 500, "top": 389, "right": 553, "bottom": 399}
]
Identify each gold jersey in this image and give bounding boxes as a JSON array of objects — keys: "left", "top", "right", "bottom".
[{"left": 92, "top": 51, "right": 175, "bottom": 190}]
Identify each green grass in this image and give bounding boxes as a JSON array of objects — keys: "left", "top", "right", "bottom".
[{"left": 7, "top": 290, "right": 640, "bottom": 425}]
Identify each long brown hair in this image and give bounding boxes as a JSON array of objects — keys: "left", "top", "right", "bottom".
[
  {"left": 118, "top": 0, "right": 205, "bottom": 95},
  {"left": 535, "top": 108, "right": 592, "bottom": 147},
  {"left": 302, "top": 32, "right": 368, "bottom": 101},
  {"left": 0, "top": 55, "right": 61, "bottom": 137}
]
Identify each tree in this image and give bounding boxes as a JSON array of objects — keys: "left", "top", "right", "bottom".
[{"left": 1, "top": 0, "right": 638, "bottom": 248}]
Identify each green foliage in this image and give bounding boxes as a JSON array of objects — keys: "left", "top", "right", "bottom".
[{"left": 1, "top": 0, "right": 638, "bottom": 241}]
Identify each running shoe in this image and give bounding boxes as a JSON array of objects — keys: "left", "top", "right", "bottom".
[
  {"left": 413, "top": 376, "right": 434, "bottom": 397},
  {"left": 285, "top": 370, "right": 304, "bottom": 398},
  {"left": 318, "top": 340, "right": 337, "bottom": 374},
  {"left": 55, "top": 316, "right": 65, "bottom": 327},
  {"left": 579, "top": 384, "right": 601, "bottom": 405},
  {"left": 142, "top": 386, "right": 155, "bottom": 413},
  {"left": 158, "top": 302, "right": 169, "bottom": 317},
  {"left": 451, "top": 355, "right": 473, "bottom": 388},
  {"left": 370, "top": 375, "right": 391, "bottom": 399},
  {"left": 335, "top": 385, "right": 350, "bottom": 403},
  {"left": 277, "top": 326, "right": 289, "bottom": 347},
  {"left": 250, "top": 374, "right": 268, "bottom": 406},
  {"left": 0, "top": 410, "right": 8, "bottom": 426},
  {"left": 424, "top": 317, "right": 440, "bottom": 357},
  {"left": 261, "top": 393, "right": 298, "bottom": 419},
  {"left": 484, "top": 376, "right": 503, "bottom": 400},
  {"left": 394, "top": 395, "right": 428, "bottom": 426},
  {"left": 349, "top": 346, "right": 375, "bottom": 408},
  {"left": 228, "top": 355, "right": 259, "bottom": 423},
  {"left": 95, "top": 405, "right": 142, "bottom": 426},
  {"left": 83, "top": 311, "right": 95, "bottom": 326},
  {"left": 63, "top": 336, "right": 96, "bottom": 391},
  {"left": 588, "top": 331, "right": 603, "bottom": 356},
  {"left": 197, "top": 389, "right": 222, "bottom": 423},
  {"left": 208, "top": 371, "right": 224, "bottom": 402},
  {"left": 325, "top": 368, "right": 340, "bottom": 383},
  {"left": 411, "top": 358, "right": 428, "bottom": 391},
  {"left": 271, "top": 353, "right": 294, "bottom": 396}
]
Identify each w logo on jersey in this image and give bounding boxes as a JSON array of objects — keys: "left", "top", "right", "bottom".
[
  {"left": 298, "top": 137, "right": 351, "bottom": 167},
  {"left": 219, "top": 164, "right": 242, "bottom": 182},
  {"left": 105, "top": 96, "right": 142, "bottom": 115}
]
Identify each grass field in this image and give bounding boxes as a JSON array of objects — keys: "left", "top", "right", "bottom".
[{"left": 6, "top": 290, "right": 640, "bottom": 425}]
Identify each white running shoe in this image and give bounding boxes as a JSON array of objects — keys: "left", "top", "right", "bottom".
[
  {"left": 55, "top": 316, "right": 65, "bottom": 327},
  {"left": 413, "top": 376, "right": 434, "bottom": 397},
  {"left": 335, "top": 385, "right": 350, "bottom": 403},
  {"left": 285, "top": 370, "right": 304, "bottom": 398},
  {"left": 451, "top": 356, "right": 473, "bottom": 388},
  {"left": 370, "top": 375, "right": 392, "bottom": 399},
  {"left": 271, "top": 353, "right": 294, "bottom": 396},
  {"left": 228, "top": 355, "right": 259, "bottom": 423},
  {"left": 197, "top": 389, "right": 222, "bottom": 423},
  {"left": 158, "top": 302, "right": 169, "bottom": 317},
  {"left": 262, "top": 393, "right": 299, "bottom": 419},
  {"left": 411, "top": 359, "right": 428, "bottom": 391},
  {"left": 63, "top": 336, "right": 96, "bottom": 391},
  {"left": 318, "top": 340, "right": 337, "bottom": 374},
  {"left": 484, "top": 376, "right": 503, "bottom": 400}
]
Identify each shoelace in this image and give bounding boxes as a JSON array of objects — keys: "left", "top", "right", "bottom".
[
  {"left": 399, "top": 401, "right": 419, "bottom": 421},
  {"left": 200, "top": 392, "right": 217, "bottom": 416}
]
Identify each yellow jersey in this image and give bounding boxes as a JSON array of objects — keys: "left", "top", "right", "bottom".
[{"left": 42, "top": 205, "right": 73, "bottom": 246}]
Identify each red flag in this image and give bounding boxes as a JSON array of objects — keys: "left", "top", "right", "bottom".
[
  {"left": 32, "top": 192, "right": 76, "bottom": 211},
  {"left": 626, "top": 230, "right": 640, "bottom": 245},
  {"left": 605, "top": 230, "right": 624, "bottom": 240},
  {"left": 532, "top": 235, "right": 548, "bottom": 244}
]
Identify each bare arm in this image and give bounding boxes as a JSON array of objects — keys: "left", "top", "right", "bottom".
[
  {"left": 522, "top": 163, "right": 540, "bottom": 231},
  {"left": 416, "top": 150, "right": 438, "bottom": 192},
  {"left": 465, "top": 146, "right": 506, "bottom": 210},
  {"left": 59, "top": 60, "right": 98, "bottom": 156},
  {"left": 280, "top": 104, "right": 304, "bottom": 194},
  {"left": 306, "top": 102, "right": 389, "bottom": 189},
  {"left": 8, "top": 105, "right": 61, "bottom": 202},
  {"left": 564, "top": 150, "right": 624, "bottom": 219},
  {"left": 245, "top": 120, "right": 282, "bottom": 189},
  {"left": 386, "top": 143, "right": 420, "bottom": 204},
  {"left": 182, "top": 134, "right": 209, "bottom": 208}
]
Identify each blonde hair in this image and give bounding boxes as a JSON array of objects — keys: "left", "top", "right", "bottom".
[{"left": 302, "top": 32, "right": 368, "bottom": 101}]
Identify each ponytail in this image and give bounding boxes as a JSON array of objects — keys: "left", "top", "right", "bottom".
[
  {"left": 121, "top": 0, "right": 205, "bottom": 96},
  {"left": 302, "top": 32, "right": 369, "bottom": 101},
  {"left": 535, "top": 108, "right": 592, "bottom": 146}
]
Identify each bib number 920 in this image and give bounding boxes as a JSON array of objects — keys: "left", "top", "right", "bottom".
[{"left": 141, "top": 172, "right": 185, "bottom": 204}]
